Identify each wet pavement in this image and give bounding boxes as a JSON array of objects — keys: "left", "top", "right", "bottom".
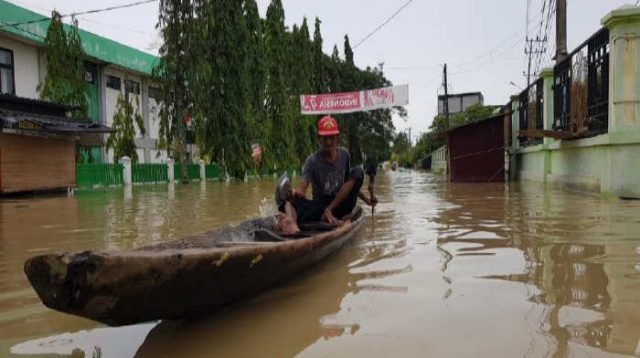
[{"left": 1, "top": 170, "right": 640, "bottom": 357}]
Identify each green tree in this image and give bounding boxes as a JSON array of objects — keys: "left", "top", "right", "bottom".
[
  {"left": 298, "top": 17, "right": 316, "bottom": 159},
  {"left": 153, "top": 0, "right": 403, "bottom": 178},
  {"left": 393, "top": 132, "right": 411, "bottom": 156},
  {"left": 106, "top": 93, "right": 145, "bottom": 163},
  {"left": 192, "top": 0, "right": 251, "bottom": 178},
  {"left": 465, "top": 103, "right": 495, "bottom": 121},
  {"left": 155, "top": 0, "right": 194, "bottom": 183},
  {"left": 38, "top": 12, "right": 87, "bottom": 117},
  {"left": 312, "top": 18, "right": 327, "bottom": 94},
  {"left": 264, "top": 0, "right": 294, "bottom": 169},
  {"left": 341, "top": 35, "right": 360, "bottom": 162},
  {"left": 244, "top": 0, "right": 267, "bottom": 166}
]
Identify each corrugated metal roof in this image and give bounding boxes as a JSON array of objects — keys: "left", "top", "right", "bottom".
[
  {"left": 0, "top": 0, "right": 157, "bottom": 75},
  {"left": 0, "top": 108, "right": 112, "bottom": 133}
]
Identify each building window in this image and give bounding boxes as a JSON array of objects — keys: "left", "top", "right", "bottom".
[
  {"left": 148, "top": 86, "right": 161, "bottom": 101},
  {"left": 0, "top": 48, "right": 15, "bottom": 95},
  {"left": 125, "top": 80, "right": 140, "bottom": 95},
  {"left": 106, "top": 75, "right": 121, "bottom": 90}
]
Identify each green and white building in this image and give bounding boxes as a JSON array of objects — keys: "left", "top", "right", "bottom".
[{"left": 0, "top": 0, "right": 170, "bottom": 163}]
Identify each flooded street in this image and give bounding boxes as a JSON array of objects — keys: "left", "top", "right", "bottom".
[{"left": 2, "top": 170, "right": 640, "bottom": 357}]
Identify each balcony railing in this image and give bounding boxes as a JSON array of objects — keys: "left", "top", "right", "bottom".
[
  {"left": 553, "top": 27, "right": 609, "bottom": 137},
  {"left": 518, "top": 78, "right": 544, "bottom": 147}
]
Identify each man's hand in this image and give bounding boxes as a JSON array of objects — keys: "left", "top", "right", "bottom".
[
  {"left": 322, "top": 207, "right": 342, "bottom": 225},
  {"left": 369, "top": 195, "right": 378, "bottom": 208},
  {"left": 359, "top": 192, "right": 378, "bottom": 208}
]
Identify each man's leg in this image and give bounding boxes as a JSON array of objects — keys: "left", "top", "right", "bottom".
[
  {"left": 333, "top": 166, "right": 365, "bottom": 219},
  {"left": 279, "top": 197, "right": 326, "bottom": 226},
  {"left": 277, "top": 202, "right": 300, "bottom": 234}
]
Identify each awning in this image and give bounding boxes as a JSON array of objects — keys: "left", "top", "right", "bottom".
[{"left": 0, "top": 108, "right": 112, "bottom": 133}]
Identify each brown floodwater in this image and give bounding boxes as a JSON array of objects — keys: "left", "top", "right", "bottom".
[{"left": 1, "top": 170, "right": 640, "bottom": 357}]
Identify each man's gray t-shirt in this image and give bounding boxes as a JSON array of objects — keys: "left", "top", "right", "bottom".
[{"left": 302, "top": 147, "right": 350, "bottom": 203}]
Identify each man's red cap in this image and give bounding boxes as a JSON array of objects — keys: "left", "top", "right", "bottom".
[{"left": 318, "top": 115, "right": 340, "bottom": 136}]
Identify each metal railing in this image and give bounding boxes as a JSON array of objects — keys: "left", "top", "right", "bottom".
[
  {"left": 553, "top": 27, "right": 609, "bottom": 136},
  {"left": 518, "top": 78, "right": 544, "bottom": 146},
  {"left": 174, "top": 164, "right": 201, "bottom": 181},
  {"left": 76, "top": 163, "right": 123, "bottom": 187},
  {"left": 132, "top": 163, "right": 168, "bottom": 183}
]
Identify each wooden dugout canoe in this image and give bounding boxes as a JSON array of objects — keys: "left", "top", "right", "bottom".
[{"left": 24, "top": 207, "right": 364, "bottom": 326}]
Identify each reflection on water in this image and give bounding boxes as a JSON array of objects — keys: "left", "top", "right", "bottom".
[{"left": 2, "top": 171, "right": 640, "bottom": 357}]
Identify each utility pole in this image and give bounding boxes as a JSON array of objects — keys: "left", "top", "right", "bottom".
[
  {"left": 524, "top": 0, "right": 546, "bottom": 87},
  {"left": 525, "top": 38, "right": 546, "bottom": 87},
  {"left": 443, "top": 63, "right": 449, "bottom": 129},
  {"left": 555, "top": 0, "right": 568, "bottom": 62}
]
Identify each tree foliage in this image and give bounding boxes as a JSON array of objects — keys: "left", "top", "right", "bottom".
[
  {"left": 106, "top": 93, "right": 145, "bottom": 163},
  {"left": 38, "top": 12, "right": 87, "bottom": 117},
  {"left": 154, "top": 0, "right": 194, "bottom": 182},
  {"left": 154, "top": 0, "right": 402, "bottom": 178}
]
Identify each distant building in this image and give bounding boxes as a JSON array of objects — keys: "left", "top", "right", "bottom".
[
  {"left": 442, "top": 113, "right": 508, "bottom": 183},
  {"left": 0, "top": 0, "right": 192, "bottom": 164},
  {"left": 437, "top": 92, "right": 484, "bottom": 116}
]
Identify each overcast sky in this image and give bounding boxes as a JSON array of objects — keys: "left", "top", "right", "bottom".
[{"left": 12, "top": 0, "right": 630, "bottom": 142}]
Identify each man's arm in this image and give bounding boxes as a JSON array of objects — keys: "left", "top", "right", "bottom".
[
  {"left": 357, "top": 191, "right": 371, "bottom": 205},
  {"left": 294, "top": 154, "right": 313, "bottom": 199},
  {"left": 357, "top": 187, "right": 378, "bottom": 207}
]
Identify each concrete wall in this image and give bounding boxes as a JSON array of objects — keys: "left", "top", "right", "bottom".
[
  {"left": 0, "top": 36, "right": 39, "bottom": 99},
  {"left": 516, "top": 133, "right": 640, "bottom": 197},
  {"left": 515, "top": 146, "right": 546, "bottom": 183}
]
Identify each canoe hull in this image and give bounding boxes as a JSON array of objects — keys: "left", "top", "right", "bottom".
[{"left": 24, "top": 211, "right": 364, "bottom": 326}]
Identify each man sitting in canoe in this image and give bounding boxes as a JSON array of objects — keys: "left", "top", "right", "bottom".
[{"left": 277, "top": 115, "right": 377, "bottom": 234}]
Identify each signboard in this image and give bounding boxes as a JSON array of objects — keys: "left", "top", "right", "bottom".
[{"left": 300, "top": 84, "right": 409, "bottom": 115}]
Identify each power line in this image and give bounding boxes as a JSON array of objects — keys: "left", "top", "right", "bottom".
[
  {"left": 387, "top": 65, "right": 441, "bottom": 71},
  {"left": 533, "top": 2, "right": 555, "bottom": 76},
  {"left": 452, "top": 7, "right": 545, "bottom": 72},
  {"left": 531, "top": 0, "right": 555, "bottom": 79},
  {"left": 353, "top": 0, "right": 416, "bottom": 49},
  {"left": 0, "top": 0, "right": 158, "bottom": 30},
  {"left": 78, "top": 16, "right": 156, "bottom": 36},
  {"left": 449, "top": 31, "right": 525, "bottom": 76}
]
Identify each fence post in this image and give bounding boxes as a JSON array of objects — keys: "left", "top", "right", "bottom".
[
  {"left": 199, "top": 159, "right": 206, "bottom": 181},
  {"left": 119, "top": 156, "right": 132, "bottom": 185},
  {"left": 510, "top": 96, "right": 520, "bottom": 150},
  {"left": 167, "top": 158, "right": 174, "bottom": 183},
  {"left": 509, "top": 96, "right": 520, "bottom": 182},
  {"left": 602, "top": 7, "right": 640, "bottom": 134},
  {"left": 540, "top": 67, "right": 555, "bottom": 145}
]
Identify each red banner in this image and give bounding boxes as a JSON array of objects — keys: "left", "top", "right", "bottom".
[
  {"left": 300, "top": 91, "right": 361, "bottom": 114},
  {"left": 300, "top": 85, "right": 408, "bottom": 115}
]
